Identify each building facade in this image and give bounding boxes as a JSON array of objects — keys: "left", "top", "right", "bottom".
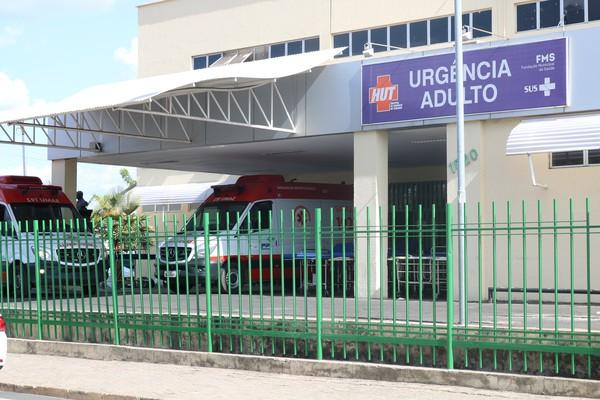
[{"left": 43, "top": 0, "right": 600, "bottom": 298}]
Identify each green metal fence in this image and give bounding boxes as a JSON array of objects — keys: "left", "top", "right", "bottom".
[{"left": 0, "top": 200, "right": 598, "bottom": 378}]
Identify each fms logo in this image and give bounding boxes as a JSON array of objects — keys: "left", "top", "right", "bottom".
[{"left": 369, "top": 74, "right": 399, "bottom": 112}]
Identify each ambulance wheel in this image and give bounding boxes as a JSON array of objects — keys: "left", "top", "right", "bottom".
[{"left": 220, "top": 265, "right": 240, "bottom": 292}]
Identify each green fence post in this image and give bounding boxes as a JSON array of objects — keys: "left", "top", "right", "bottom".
[
  {"left": 446, "top": 204, "right": 454, "bottom": 369},
  {"left": 33, "top": 220, "right": 43, "bottom": 340},
  {"left": 203, "top": 213, "right": 213, "bottom": 353},
  {"left": 107, "top": 218, "right": 120, "bottom": 345},
  {"left": 315, "top": 208, "right": 323, "bottom": 361}
]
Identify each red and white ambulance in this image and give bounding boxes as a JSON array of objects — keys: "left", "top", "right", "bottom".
[
  {"left": 0, "top": 176, "right": 105, "bottom": 296},
  {"left": 157, "top": 175, "right": 352, "bottom": 292}
]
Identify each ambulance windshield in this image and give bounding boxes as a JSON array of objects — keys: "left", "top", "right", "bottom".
[
  {"left": 11, "top": 204, "right": 88, "bottom": 232},
  {"left": 184, "top": 202, "right": 249, "bottom": 232}
]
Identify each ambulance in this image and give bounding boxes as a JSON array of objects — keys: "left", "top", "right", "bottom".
[
  {"left": 157, "top": 175, "right": 353, "bottom": 292},
  {"left": 0, "top": 176, "right": 105, "bottom": 297}
]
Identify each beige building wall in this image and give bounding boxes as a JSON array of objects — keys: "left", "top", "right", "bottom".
[
  {"left": 139, "top": 0, "right": 593, "bottom": 78},
  {"left": 447, "top": 120, "right": 600, "bottom": 300}
]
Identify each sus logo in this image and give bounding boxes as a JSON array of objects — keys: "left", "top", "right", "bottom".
[{"left": 369, "top": 74, "right": 398, "bottom": 112}]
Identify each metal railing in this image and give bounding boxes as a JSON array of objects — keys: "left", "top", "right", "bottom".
[{"left": 0, "top": 200, "right": 598, "bottom": 378}]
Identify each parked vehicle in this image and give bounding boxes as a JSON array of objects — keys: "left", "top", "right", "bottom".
[
  {"left": 0, "top": 176, "right": 106, "bottom": 297},
  {"left": 0, "top": 314, "right": 5, "bottom": 369},
  {"left": 157, "top": 175, "right": 353, "bottom": 292}
]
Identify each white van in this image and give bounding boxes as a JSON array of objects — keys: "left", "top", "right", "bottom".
[
  {"left": 157, "top": 175, "right": 353, "bottom": 292},
  {"left": 0, "top": 176, "right": 105, "bottom": 297}
]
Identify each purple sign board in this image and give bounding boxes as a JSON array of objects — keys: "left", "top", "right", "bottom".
[{"left": 362, "top": 39, "right": 567, "bottom": 125}]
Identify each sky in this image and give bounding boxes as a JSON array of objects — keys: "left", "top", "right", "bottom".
[{"left": 0, "top": 0, "right": 142, "bottom": 197}]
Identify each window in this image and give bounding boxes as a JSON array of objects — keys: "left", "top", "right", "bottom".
[
  {"left": 410, "top": 20, "right": 428, "bottom": 47},
  {"left": 333, "top": 33, "right": 350, "bottom": 57},
  {"left": 429, "top": 17, "right": 448, "bottom": 44},
  {"left": 269, "top": 37, "right": 319, "bottom": 58},
  {"left": 517, "top": 3, "right": 537, "bottom": 31},
  {"left": 192, "top": 53, "right": 223, "bottom": 70},
  {"left": 389, "top": 24, "right": 407, "bottom": 49},
  {"left": 589, "top": 149, "right": 600, "bottom": 164},
  {"left": 551, "top": 150, "right": 600, "bottom": 167},
  {"left": 540, "top": 0, "right": 561, "bottom": 28},
  {"left": 332, "top": 9, "right": 492, "bottom": 58},
  {"left": 370, "top": 27, "right": 388, "bottom": 51},
  {"left": 193, "top": 56, "right": 207, "bottom": 70},
  {"left": 450, "top": 13, "right": 470, "bottom": 41},
  {"left": 304, "top": 37, "right": 320, "bottom": 52},
  {"left": 240, "top": 201, "right": 272, "bottom": 232},
  {"left": 287, "top": 40, "right": 303, "bottom": 55},
  {"left": 591, "top": 0, "right": 600, "bottom": 20},
  {"left": 472, "top": 10, "right": 492, "bottom": 37},
  {"left": 517, "top": 0, "right": 599, "bottom": 31},
  {"left": 269, "top": 43, "right": 285, "bottom": 58},
  {"left": 351, "top": 30, "right": 368, "bottom": 56},
  {"left": 0, "top": 204, "right": 13, "bottom": 237},
  {"left": 564, "top": 0, "right": 585, "bottom": 24}
]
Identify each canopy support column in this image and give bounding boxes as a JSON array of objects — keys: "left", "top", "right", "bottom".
[{"left": 52, "top": 158, "right": 77, "bottom": 203}]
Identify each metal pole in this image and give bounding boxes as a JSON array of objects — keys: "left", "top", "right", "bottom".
[{"left": 454, "top": 0, "right": 467, "bottom": 324}]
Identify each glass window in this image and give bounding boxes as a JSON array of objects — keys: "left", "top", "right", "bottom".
[
  {"left": 304, "top": 37, "right": 319, "bottom": 52},
  {"left": 370, "top": 27, "right": 388, "bottom": 52},
  {"left": 287, "top": 40, "right": 303, "bottom": 55},
  {"left": 551, "top": 151, "right": 584, "bottom": 167},
  {"left": 193, "top": 56, "right": 207, "bottom": 70},
  {"left": 540, "top": 0, "right": 560, "bottom": 28},
  {"left": 207, "top": 53, "right": 222, "bottom": 66},
  {"left": 333, "top": 33, "right": 350, "bottom": 57},
  {"left": 0, "top": 205, "right": 14, "bottom": 237},
  {"left": 472, "top": 10, "right": 492, "bottom": 37},
  {"left": 590, "top": 0, "right": 600, "bottom": 21},
  {"left": 588, "top": 149, "right": 600, "bottom": 164},
  {"left": 564, "top": 0, "right": 585, "bottom": 24},
  {"left": 410, "top": 20, "right": 428, "bottom": 47},
  {"left": 351, "top": 30, "right": 368, "bottom": 56},
  {"left": 270, "top": 43, "right": 285, "bottom": 58},
  {"left": 429, "top": 17, "right": 448, "bottom": 44},
  {"left": 389, "top": 24, "right": 407, "bottom": 49},
  {"left": 10, "top": 204, "right": 86, "bottom": 232},
  {"left": 517, "top": 3, "right": 538, "bottom": 31},
  {"left": 240, "top": 201, "right": 272, "bottom": 232},
  {"left": 450, "top": 13, "right": 470, "bottom": 41},
  {"left": 186, "top": 202, "right": 249, "bottom": 232}
]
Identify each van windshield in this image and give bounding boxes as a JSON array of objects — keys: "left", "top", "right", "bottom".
[
  {"left": 183, "top": 202, "right": 249, "bottom": 232},
  {"left": 10, "top": 204, "right": 88, "bottom": 232}
]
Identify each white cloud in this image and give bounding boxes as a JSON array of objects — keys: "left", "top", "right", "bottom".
[
  {"left": 0, "top": 26, "right": 22, "bottom": 47},
  {"left": 0, "top": 72, "right": 30, "bottom": 111},
  {"left": 0, "top": 0, "right": 116, "bottom": 16},
  {"left": 114, "top": 37, "right": 138, "bottom": 69}
]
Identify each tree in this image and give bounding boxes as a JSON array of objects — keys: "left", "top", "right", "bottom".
[{"left": 91, "top": 168, "right": 151, "bottom": 253}]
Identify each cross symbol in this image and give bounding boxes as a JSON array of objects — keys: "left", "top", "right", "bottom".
[
  {"left": 539, "top": 77, "right": 556, "bottom": 97},
  {"left": 369, "top": 75, "right": 398, "bottom": 112}
]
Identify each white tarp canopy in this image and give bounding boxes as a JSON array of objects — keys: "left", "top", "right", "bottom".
[
  {"left": 0, "top": 48, "right": 342, "bottom": 124},
  {"left": 507, "top": 113, "right": 600, "bottom": 155}
]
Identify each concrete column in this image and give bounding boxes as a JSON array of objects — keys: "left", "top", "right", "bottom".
[
  {"left": 353, "top": 130, "right": 388, "bottom": 298},
  {"left": 51, "top": 158, "right": 77, "bottom": 203}
]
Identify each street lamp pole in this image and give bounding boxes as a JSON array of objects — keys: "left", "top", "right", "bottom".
[{"left": 454, "top": 0, "right": 467, "bottom": 324}]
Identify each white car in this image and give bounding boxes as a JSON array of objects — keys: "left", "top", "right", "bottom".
[{"left": 0, "top": 315, "right": 6, "bottom": 369}]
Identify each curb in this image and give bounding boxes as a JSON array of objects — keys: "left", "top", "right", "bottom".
[
  {"left": 0, "top": 381, "right": 156, "bottom": 400},
  {"left": 8, "top": 339, "right": 600, "bottom": 399}
]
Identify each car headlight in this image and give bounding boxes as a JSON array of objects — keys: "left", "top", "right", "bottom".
[{"left": 31, "top": 246, "right": 52, "bottom": 261}]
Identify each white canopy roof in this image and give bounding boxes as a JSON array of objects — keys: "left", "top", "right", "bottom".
[
  {"left": 131, "top": 182, "right": 215, "bottom": 206},
  {"left": 0, "top": 48, "right": 342, "bottom": 124},
  {"left": 507, "top": 113, "right": 600, "bottom": 155}
]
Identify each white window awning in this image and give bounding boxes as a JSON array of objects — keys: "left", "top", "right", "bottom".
[
  {"left": 506, "top": 113, "right": 600, "bottom": 155},
  {"left": 130, "top": 183, "right": 215, "bottom": 206},
  {"left": 0, "top": 48, "right": 343, "bottom": 151}
]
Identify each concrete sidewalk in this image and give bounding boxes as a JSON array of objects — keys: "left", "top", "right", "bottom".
[{"left": 0, "top": 352, "right": 590, "bottom": 400}]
